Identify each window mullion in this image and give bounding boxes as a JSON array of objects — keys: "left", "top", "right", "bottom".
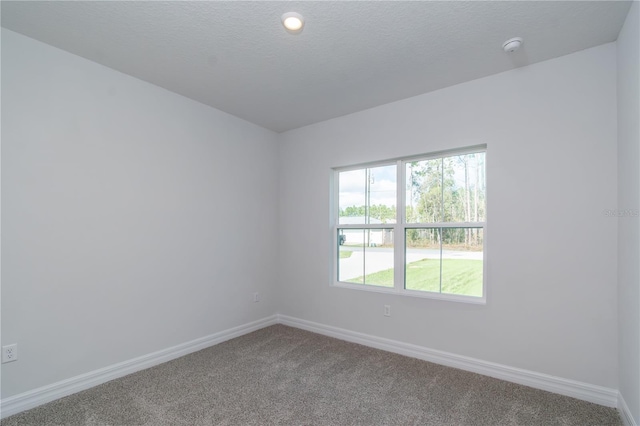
[
  {"left": 439, "top": 159, "right": 444, "bottom": 293},
  {"left": 394, "top": 160, "right": 404, "bottom": 291},
  {"left": 439, "top": 227, "right": 443, "bottom": 294},
  {"left": 362, "top": 229, "right": 366, "bottom": 285},
  {"left": 333, "top": 170, "right": 339, "bottom": 284}
]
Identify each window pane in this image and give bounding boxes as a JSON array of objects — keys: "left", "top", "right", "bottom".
[
  {"left": 443, "top": 153, "right": 486, "bottom": 223},
  {"left": 405, "top": 228, "right": 441, "bottom": 292},
  {"left": 338, "top": 229, "right": 364, "bottom": 283},
  {"left": 363, "top": 229, "right": 394, "bottom": 287},
  {"left": 338, "top": 228, "right": 394, "bottom": 288},
  {"left": 339, "top": 169, "right": 366, "bottom": 225},
  {"left": 367, "top": 165, "right": 397, "bottom": 224},
  {"left": 441, "top": 228, "right": 483, "bottom": 297},
  {"left": 339, "top": 166, "right": 396, "bottom": 225},
  {"left": 405, "top": 159, "right": 442, "bottom": 223}
]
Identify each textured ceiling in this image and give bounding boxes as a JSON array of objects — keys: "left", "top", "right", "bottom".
[{"left": 1, "top": 1, "right": 632, "bottom": 132}]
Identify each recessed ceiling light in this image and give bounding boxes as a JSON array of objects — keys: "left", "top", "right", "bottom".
[
  {"left": 502, "top": 37, "right": 523, "bottom": 53},
  {"left": 282, "top": 12, "right": 304, "bottom": 34}
]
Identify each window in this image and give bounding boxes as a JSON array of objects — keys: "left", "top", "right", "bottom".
[{"left": 333, "top": 147, "right": 486, "bottom": 303}]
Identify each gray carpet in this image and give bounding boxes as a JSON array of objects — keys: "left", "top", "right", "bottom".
[{"left": 1, "top": 325, "right": 621, "bottom": 425}]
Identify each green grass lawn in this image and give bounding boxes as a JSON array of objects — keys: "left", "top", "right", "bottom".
[
  {"left": 352, "top": 258, "right": 482, "bottom": 297},
  {"left": 339, "top": 250, "right": 353, "bottom": 259}
]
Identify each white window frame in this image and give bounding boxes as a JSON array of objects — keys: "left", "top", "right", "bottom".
[{"left": 331, "top": 145, "right": 487, "bottom": 304}]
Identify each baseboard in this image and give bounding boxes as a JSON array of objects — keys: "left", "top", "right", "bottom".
[
  {"left": 0, "top": 315, "right": 278, "bottom": 419},
  {"left": 277, "top": 314, "right": 618, "bottom": 408},
  {"left": 0, "top": 313, "right": 623, "bottom": 419},
  {"left": 619, "top": 392, "right": 638, "bottom": 426}
]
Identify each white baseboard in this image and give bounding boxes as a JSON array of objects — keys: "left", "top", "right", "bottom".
[
  {"left": 277, "top": 314, "right": 619, "bottom": 408},
  {"left": 0, "top": 315, "right": 278, "bottom": 419},
  {"left": 619, "top": 392, "right": 638, "bottom": 426},
  {"left": 0, "top": 313, "right": 624, "bottom": 420}
]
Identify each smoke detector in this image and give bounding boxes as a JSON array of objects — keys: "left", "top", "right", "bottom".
[{"left": 502, "top": 37, "right": 523, "bottom": 53}]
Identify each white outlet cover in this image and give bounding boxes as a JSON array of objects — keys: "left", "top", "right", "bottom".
[{"left": 2, "top": 344, "right": 18, "bottom": 363}]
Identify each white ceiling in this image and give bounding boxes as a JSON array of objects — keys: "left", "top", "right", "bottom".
[{"left": 1, "top": 1, "right": 632, "bottom": 133}]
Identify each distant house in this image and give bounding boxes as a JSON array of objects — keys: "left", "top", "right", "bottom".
[{"left": 338, "top": 216, "right": 394, "bottom": 247}]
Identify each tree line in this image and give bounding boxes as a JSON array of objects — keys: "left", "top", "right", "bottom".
[{"left": 407, "top": 153, "right": 485, "bottom": 248}]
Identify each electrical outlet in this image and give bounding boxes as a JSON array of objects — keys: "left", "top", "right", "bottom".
[
  {"left": 384, "top": 305, "right": 391, "bottom": 317},
  {"left": 253, "top": 292, "right": 260, "bottom": 303},
  {"left": 2, "top": 344, "right": 18, "bottom": 363}
]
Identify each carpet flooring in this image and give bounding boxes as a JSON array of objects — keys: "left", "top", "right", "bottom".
[{"left": 1, "top": 325, "right": 622, "bottom": 425}]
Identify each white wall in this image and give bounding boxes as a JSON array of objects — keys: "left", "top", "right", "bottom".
[
  {"left": 617, "top": 1, "right": 640, "bottom": 422},
  {"left": 278, "top": 43, "right": 619, "bottom": 388},
  {"left": 1, "top": 29, "right": 279, "bottom": 398}
]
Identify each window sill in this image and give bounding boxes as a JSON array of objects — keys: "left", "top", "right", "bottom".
[{"left": 331, "top": 281, "right": 486, "bottom": 305}]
